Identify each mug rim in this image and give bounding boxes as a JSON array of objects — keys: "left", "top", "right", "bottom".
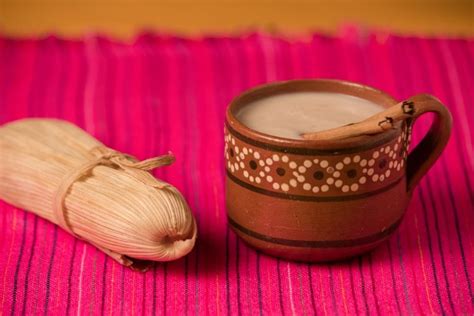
[{"left": 226, "top": 79, "right": 400, "bottom": 153}]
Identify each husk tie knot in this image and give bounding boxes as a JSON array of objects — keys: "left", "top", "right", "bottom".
[{"left": 54, "top": 146, "right": 175, "bottom": 235}]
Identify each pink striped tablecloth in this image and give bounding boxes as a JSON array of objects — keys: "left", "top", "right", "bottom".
[{"left": 0, "top": 31, "right": 473, "bottom": 315}]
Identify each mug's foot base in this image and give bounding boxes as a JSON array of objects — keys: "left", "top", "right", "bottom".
[{"left": 232, "top": 227, "right": 391, "bottom": 262}]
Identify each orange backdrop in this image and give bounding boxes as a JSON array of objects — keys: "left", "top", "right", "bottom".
[{"left": 0, "top": 0, "right": 472, "bottom": 39}]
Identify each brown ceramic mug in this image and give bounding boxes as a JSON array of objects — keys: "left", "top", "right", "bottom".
[{"left": 224, "top": 79, "right": 452, "bottom": 262}]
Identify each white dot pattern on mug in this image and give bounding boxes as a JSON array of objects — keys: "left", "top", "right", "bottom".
[{"left": 225, "top": 124, "right": 411, "bottom": 195}]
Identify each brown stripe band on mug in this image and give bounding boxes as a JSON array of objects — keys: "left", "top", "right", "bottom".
[
  {"left": 228, "top": 215, "right": 402, "bottom": 248},
  {"left": 225, "top": 120, "right": 398, "bottom": 156},
  {"left": 226, "top": 170, "right": 403, "bottom": 202}
]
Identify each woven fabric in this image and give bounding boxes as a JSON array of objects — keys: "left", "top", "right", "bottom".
[{"left": 0, "top": 31, "right": 472, "bottom": 315}]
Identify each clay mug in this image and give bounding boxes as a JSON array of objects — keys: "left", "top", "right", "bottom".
[{"left": 224, "top": 79, "right": 452, "bottom": 262}]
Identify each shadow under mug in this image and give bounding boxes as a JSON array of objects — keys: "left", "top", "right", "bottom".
[{"left": 224, "top": 79, "right": 452, "bottom": 262}]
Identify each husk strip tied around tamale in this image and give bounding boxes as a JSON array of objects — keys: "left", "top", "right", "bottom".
[{"left": 0, "top": 118, "right": 197, "bottom": 270}]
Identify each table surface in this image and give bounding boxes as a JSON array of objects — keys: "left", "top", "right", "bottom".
[
  {"left": 0, "top": 0, "right": 473, "bottom": 38},
  {"left": 0, "top": 31, "right": 472, "bottom": 315}
]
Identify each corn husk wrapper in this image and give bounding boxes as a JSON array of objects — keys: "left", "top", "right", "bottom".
[{"left": 0, "top": 119, "right": 197, "bottom": 270}]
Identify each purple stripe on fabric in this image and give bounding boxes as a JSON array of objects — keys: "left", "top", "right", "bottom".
[
  {"left": 244, "top": 247, "right": 253, "bottom": 316},
  {"left": 426, "top": 167, "right": 455, "bottom": 313},
  {"left": 396, "top": 234, "right": 414, "bottom": 315},
  {"left": 43, "top": 227, "right": 58, "bottom": 314},
  {"left": 65, "top": 239, "right": 78, "bottom": 315},
  {"left": 120, "top": 267, "right": 125, "bottom": 315},
  {"left": 439, "top": 155, "right": 474, "bottom": 305},
  {"left": 327, "top": 266, "right": 340, "bottom": 316},
  {"left": 358, "top": 257, "right": 371, "bottom": 315},
  {"left": 348, "top": 261, "right": 359, "bottom": 315},
  {"left": 235, "top": 238, "right": 242, "bottom": 316},
  {"left": 10, "top": 212, "right": 27, "bottom": 316},
  {"left": 88, "top": 251, "right": 98, "bottom": 315},
  {"left": 152, "top": 267, "right": 157, "bottom": 315},
  {"left": 142, "top": 272, "right": 146, "bottom": 316},
  {"left": 307, "top": 265, "right": 317, "bottom": 315},
  {"left": 277, "top": 260, "right": 286, "bottom": 316},
  {"left": 368, "top": 255, "right": 381, "bottom": 315},
  {"left": 163, "top": 264, "right": 168, "bottom": 315},
  {"left": 387, "top": 243, "right": 402, "bottom": 314},
  {"left": 418, "top": 185, "right": 446, "bottom": 312},
  {"left": 256, "top": 254, "right": 264, "bottom": 316},
  {"left": 21, "top": 198, "right": 38, "bottom": 314},
  {"left": 225, "top": 228, "right": 231, "bottom": 315},
  {"left": 99, "top": 257, "right": 107, "bottom": 313},
  {"left": 296, "top": 265, "right": 307, "bottom": 316}
]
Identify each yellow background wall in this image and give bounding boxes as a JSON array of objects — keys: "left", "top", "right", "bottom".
[{"left": 0, "top": 0, "right": 472, "bottom": 39}]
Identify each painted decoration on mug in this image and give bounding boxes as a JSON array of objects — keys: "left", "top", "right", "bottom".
[{"left": 224, "top": 123, "right": 411, "bottom": 198}]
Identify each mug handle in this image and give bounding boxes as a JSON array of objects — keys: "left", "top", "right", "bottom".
[{"left": 404, "top": 94, "right": 452, "bottom": 194}]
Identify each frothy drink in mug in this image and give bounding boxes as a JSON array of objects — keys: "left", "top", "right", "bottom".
[{"left": 236, "top": 92, "right": 384, "bottom": 139}]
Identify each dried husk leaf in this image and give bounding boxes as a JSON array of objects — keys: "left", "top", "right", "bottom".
[{"left": 0, "top": 118, "right": 197, "bottom": 270}]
